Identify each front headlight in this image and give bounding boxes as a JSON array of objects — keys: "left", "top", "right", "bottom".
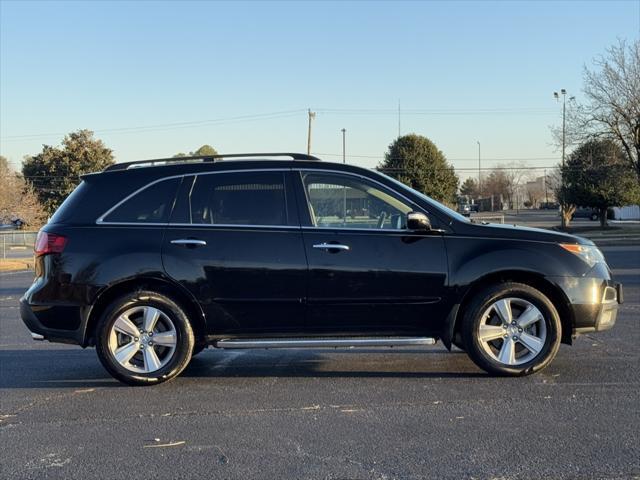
[{"left": 559, "top": 243, "right": 605, "bottom": 268}]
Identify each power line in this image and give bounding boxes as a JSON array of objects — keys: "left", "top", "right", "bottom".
[
  {"left": 0, "top": 109, "right": 307, "bottom": 141},
  {"left": 1, "top": 105, "right": 562, "bottom": 141}
]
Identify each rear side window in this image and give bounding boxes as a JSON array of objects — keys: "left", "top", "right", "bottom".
[
  {"left": 102, "top": 178, "right": 180, "bottom": 223},
  {"left": 188, "top": 172, "right": 287, "bottom": 226}
]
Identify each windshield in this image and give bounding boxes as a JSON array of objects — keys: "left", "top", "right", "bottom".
[{"left": 375, "top": 171, "right": 471, "bottom": 223}]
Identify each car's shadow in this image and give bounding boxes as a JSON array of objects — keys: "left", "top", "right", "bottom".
[{"left": 0, "top": 347, "right": 484, "bottom": 389}]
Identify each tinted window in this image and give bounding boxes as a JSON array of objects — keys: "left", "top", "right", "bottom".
[
  {"left": 189, "top": 172, "right": 287, "bottom": 226},
  {"left": 303, "top": 172, "right": 413, "bottom": 230},
  {"left": 103, "top": 178, "right": 180, "bottom": 223}
]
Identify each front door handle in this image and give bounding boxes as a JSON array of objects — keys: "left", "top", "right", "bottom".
[
  {"left": 313, "top": 242, "right": 350, "bottom": 251},
  {"left": 170, "top": 239, "right": 207, "bottom": 247}
]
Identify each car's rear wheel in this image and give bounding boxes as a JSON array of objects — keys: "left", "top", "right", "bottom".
[
  {"left": 96, "top": 291, "right": 194, "bottom": 385},
  {"left": 461, "top": 282, "right": 561, "bottom": 376}
]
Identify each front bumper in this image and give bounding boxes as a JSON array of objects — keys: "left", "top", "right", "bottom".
[
  {"left": 549, "top": 276, "right": 622, "bottom": 335},
  {"left": 574, "top": 283, "right": 622, "bottom": 334}
]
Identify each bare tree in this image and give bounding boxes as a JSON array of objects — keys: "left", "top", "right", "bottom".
[
  {"left": 0, "top": 156, "right": 47, "bottom": 228},
  {"left": 553, "top": 39, "right": 640, "bottom": 179},
  {"left": 503, "top": 161, "right": 532, "bottom": 209}
]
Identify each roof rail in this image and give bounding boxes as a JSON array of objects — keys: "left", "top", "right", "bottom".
[{"left": 103, "top": 152, "right": 320, "bottom": 172}]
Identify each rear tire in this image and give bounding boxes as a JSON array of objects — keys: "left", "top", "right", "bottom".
[
  {"left": 96, "top": 290, "right": 194, "bottom": 386},
  {"left": 461, "top": 282, "right": 561, "bottom": 376}
]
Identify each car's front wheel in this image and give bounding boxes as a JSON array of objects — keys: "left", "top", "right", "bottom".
[
  {"left": 96, "top": 290, "right": 194, "bottom": 385},
  {"left": 461, "top": 282, "right": 561, "bottom": 376}
]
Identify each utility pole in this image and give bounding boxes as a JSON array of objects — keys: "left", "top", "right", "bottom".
[
  {"left": 307, "top": 109, "right": 316, "bottom": 155},
  {"left": 554, "top": 89, "right": 570, "bottom": 228},
  {"left": 341, "top": 128, "right": 346, "bottom": 164},
  {"left": 477, "top": 141, "right": 481, "bottom": 197}
]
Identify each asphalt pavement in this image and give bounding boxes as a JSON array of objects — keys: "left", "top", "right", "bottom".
[{"left": 0, "top": 246, "right": 638, "bottom": 479}]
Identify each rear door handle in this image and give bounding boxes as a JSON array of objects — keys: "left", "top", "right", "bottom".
[
  {"left": 312, "top": 243, "right": 350, "bottom": 251},
  {"left": 170, "top": 239, "right": 207, "bottom": 247}
]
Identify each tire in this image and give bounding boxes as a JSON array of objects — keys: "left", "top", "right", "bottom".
[
  {"left": 461, "top": 282, "right": 561, "bottom": 376},
  {"left": 95, "top": 290, "right": 194, "bottom": 386}
]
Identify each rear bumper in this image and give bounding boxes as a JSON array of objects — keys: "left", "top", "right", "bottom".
[{"left": 20, "top": 297, "right": 85, "bottom": 345}]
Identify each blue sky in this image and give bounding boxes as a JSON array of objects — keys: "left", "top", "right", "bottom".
[{"left": 1, "top": 0, "right": 638, "bottom": 176}]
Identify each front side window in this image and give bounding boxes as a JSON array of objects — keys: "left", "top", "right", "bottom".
[
  {"left": 102, "top": 178, "right": 180, "bottom": 223},
  {"left": 302, "top": 172, "right": 414, "bottom": 230},
  {"left": 188, "top": 172, "right": 287, "bottom": 226}
]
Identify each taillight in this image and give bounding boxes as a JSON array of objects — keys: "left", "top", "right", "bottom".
[{"left": 34, "top": 231, "right": 67, "bottom": 256}]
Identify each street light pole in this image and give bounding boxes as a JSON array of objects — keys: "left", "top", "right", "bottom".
[
  {"left": 477, "top": 141, "right": 481, "bottom": 197},
  {"left": 341, "top": 128, "right": 346, "bottom": 164}
]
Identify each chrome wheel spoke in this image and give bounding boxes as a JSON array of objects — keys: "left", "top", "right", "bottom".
[
  {"left": 518, "top": 332, "right": 544, "bottom": 355},
  {"left": 153, "top": 330, "right": 177, "bottom": 347},
  {"left": 494, "top": 299, "right": 513, "bottom": 324},
  {"left": 142, "top": 307, "right": 161, "bottom": 332},
  {"left": 114, "top": 315, "right": 139, "bottom": 338},
  {"left": 498, "top": 337, "right": 516, "bottom": 365},
  {"left": 143, "top": 347, "right": 162, "bottom": 372},
  {"left": 114, "top": 341, "right": 139, "bottom": 365},
  {"left": 478, "top": 324, "right": 505, "bottom": 343},
  {"left": 517, "top": 306, "right": 542, "bottom": 328}
]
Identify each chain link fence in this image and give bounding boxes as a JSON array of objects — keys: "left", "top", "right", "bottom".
[{"left": 0, "top": 230, "right": 38, "bottom": 259}]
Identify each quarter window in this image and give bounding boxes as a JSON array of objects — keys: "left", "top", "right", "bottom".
[
  {"left": 302, "top": 172, "right": 414, "bottom": 230},
  {"left": 188, "top": 172, "right": 287, "bottom": 226},
  {"left": 102, "top": 178, "right": 180, "bottom": 223}
]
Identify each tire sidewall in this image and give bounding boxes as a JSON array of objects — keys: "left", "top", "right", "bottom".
[
  {"left": 462, "top": 283, "right": 561, "bottom": 376},
  {"left": 96, "top": 291, "right": 194, "bottom": 385}
]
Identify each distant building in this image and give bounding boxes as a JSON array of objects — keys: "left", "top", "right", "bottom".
[{"left": 524, "top": 176, "right": 555, "bottom": 208}]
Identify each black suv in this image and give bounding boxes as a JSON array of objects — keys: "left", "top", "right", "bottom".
[{"left": 20, "top": 153, "right": 622, "bottom": 385}]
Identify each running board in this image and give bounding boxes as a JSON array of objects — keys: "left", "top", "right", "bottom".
[{"left": 213, "top": 337, "right": 436, "bottom": 349}]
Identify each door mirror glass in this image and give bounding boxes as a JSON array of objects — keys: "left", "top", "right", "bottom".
[{"left": 407, "top": 211, "right": 431, "bottom": 231}]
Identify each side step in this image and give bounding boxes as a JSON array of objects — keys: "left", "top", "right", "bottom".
[{"left": 213, "top": 337, "right": 436, "bottom": 349}]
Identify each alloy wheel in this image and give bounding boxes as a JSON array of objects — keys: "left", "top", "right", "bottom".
[
  {"left": 108, "top": 306, "right": 177, "bottom": 373},
  {"left": 477, "top": 297, "right": 547, "bottom": 366}
]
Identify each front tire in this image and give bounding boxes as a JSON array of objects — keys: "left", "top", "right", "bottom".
[
  {"left": 96, "top": 290, "right": 194, "bottom": 386},
  {"left": 461, "top": 282, "right": 561, "bottom": 376}
]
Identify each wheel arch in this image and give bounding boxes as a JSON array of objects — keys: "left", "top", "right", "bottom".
[
  {"left": 82, "top": 276, "right": 207, "bottom": 347},
  {"left": 444, "top": 270, "right": 574, "bottom": 349}
]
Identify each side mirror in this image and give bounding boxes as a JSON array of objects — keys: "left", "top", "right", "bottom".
[{"left": 406, "top": 211, "right": 431, "bottom": 231}]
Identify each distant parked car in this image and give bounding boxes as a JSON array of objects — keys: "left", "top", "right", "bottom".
[
  {"left": 571, "top": 208, "right": 599, "bottom": 221},
  {"left": 470, "top": 204, "right": 479, "bottom": 213},
  {"left": 11, "top": 217, "right": 26, "bottom": 229},
  {"left": 457, "top": 204, "right": 471, "bottom": 216},
  {"left": 539, "top": 202, "right": 559, "bottom": 210}
]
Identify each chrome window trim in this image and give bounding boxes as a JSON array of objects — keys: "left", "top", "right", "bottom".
[{"left": 167, "top": 223, "right": 300, "bottom": 230}]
